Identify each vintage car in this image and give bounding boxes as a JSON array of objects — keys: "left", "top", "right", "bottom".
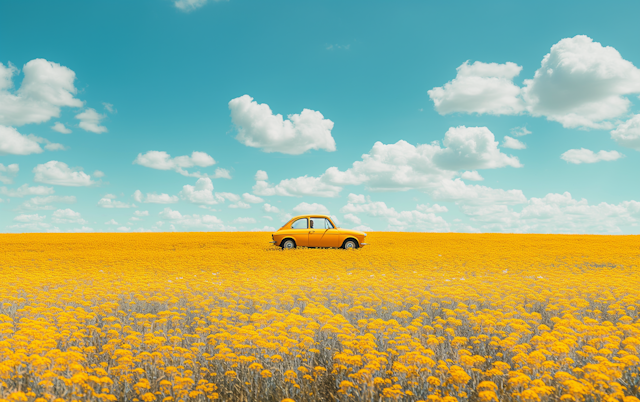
[{"left": 270, "top": 214, "right": 367, "bottom": 249}]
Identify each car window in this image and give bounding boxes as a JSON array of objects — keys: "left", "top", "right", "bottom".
[
  {"left": 291, "top": 218, "right": 308, "bottom": 229},
  {"left": 310, "top": 218, "right": 334, "bottom": 229}
]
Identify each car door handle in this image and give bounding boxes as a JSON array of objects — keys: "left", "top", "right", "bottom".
[{"left": 309, "top": 230, "right": 315, "bottom": 233}]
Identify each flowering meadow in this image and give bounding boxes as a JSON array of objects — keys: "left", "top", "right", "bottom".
[{"left": 1, "top": 233, "right": 639, "bottom": 402}]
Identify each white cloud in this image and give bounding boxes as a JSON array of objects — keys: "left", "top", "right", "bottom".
[
  {"left": 67, "top": 226, "right": 93, "bottom": 233},
  {"left": 292, "top": 202, "right": 330, "bottom": 215},
  {"left": 560, "top": 148, "right": 624, "bottom": 164},
  {"left": 0, "top": 163, "right": 19, "bottom": 184},
  {"left": 174, "top": 0, "right": 225, "bottom": 12},
  {"left": 611, "top": 114, "right": 640, "bottom": 150},
  {"left": 134, "top": 210, "right": 149, "bottom": 217},
  {"left": 0, "top": 125, "right": 43, "bottom": 155},
  {"left": 253, "top": 173, "right": 342, "bottom": 198},
  {"left": 522, "top": 35, "right": 640, "bottom": 129},
  {"left": 229, "top": 95, "right": 336, "bottom": 155},
  {"left": 133, "top": 150, "right": 229, "bottom": 179},
  {"left": 52, "top": 208, "right": 87, "bottom": 224},
  {"left": 33, "top": 161, "right": 93, "bottom": 186},
  {"left": 102, "top": 103, "right": 115, "bottom": 113},
  {"left": 51, "top": 122, "right": 71, "bottom": 134},
  {"left": 502, "top": 136, "right": 526, "bottom": 150},
  {"left": 343, "top": 213, "right": 361, "bottom": 225},
  {"left": 20, "top": 195, "right": 76, "bottom": 210},
  {"left": 0, "top": 59, "right": 83, "bottom": 126},
  {"left": 14, "top": 213, "right": 46, "bottom": 223},
  {"left": 341, "top": 199, "right": 449, "bottom": 231},
  {"left": 98, "top": 194, "right": 134, "bottom": 208},
  {"left": 180, "top": 177, "right": 219, "bottom": 205},
  {"left": 145, "top": 193, "right": 179, "bottom": 204},
  {"left": 460, "top": 171, "right": 483, "bottom": 181},
  {"left": 105, "top": 219, "right": 118, "bottom": 225},
  {"left": 75, "top": 108, "right": 107, "bottom": 133},
  {"left": 352, "top": 225, "right": 373, "bottom": 232},
  {"left": 44, "top": 142, "right": 66, "bottom": 151},
  {"left": 429, "top": 179, "right": 527, "bottom": 206},
  {"left": 255, "top": 170, "right": 268, "bottom": 181},
  {"left": 234, "top": 217, "right": 256, "bottom": 224},
  {"left": 251, "top": 226, "right": 276, "bottom": 232},
  {"left": 158, "top": 207, "right": 228, "bottom": 230},
  {"left": 229, "top": 201, "right": 250, "bottom": 209},
  {"left": 417, "top": 203, "right": 448, "bottom": 213},
  {"left": 262, "top": 203, "right": 280, "bottom": 213},
  {"left": 510, "top": 126, "right": 531, "bottom": 137},
  {"left": 8, "top": 222, "right": 53, "bottom": 231},
  {"left": 242, "top": 193, "right": 264, "bottom": 203},
  {"left": 428, "top": 61, "right": 524, "bottom": 115},
  {"left": 462, "top": 192, "right": 640, "bottom": 234},
  {"left": 1, "top": 184, "right": 53, "bottom": 197},
  {"left": 315, "top": 126, "right": 519, "bottom": 193},
  {"left": 263, "top": 215, "right": 273, "bottom": 221},
  {"left": 93, "top": 170, "right": 105, "bottom": 178},
  {"left": 117, "top": 226, "right": 131, "bottom": 232},
  {"left": 347, "top": 193, "right": 366, "bottom": 204},
  {"left": 133, "top": 190, "right": 143, "bottom": 203}
]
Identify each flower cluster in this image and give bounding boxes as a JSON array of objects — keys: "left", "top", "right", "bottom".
[{"left": 0, "top": 232, "right": 639, "bottom": 401}]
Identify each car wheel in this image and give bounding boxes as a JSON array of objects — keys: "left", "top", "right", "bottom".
[
  {"left": 282, "top": 239, "right": 296, "bottom": 249},
  {"left": 343, "top": 239, "right": 358, "bottom": 249}
]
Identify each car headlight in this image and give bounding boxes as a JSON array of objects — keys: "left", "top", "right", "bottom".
[{"left": 364, "top": 233, "right": 367, "bottom": 237}]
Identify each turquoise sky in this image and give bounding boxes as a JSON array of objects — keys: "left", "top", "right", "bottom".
[{"left": 1, "top": 0, "right": 640, "bottom": 233}]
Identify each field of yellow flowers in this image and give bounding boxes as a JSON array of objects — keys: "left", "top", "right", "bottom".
[{"left": 1, "top": 232, "right": 640, "bottom": 402}]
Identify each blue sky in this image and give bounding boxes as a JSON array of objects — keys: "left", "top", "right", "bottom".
[{"left": 1, "top": 0, "right": 640, "bottom": 233}]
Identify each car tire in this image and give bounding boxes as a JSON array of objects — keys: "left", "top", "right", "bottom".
[
  {"left": 282, "top": 239, "right": 296, "bottom": 249},
  {"left": 342, "top": 239, "right": 358, "bottom": 250}
]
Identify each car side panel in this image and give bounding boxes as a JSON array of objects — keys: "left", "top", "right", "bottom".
[{"left": 279, "top": 229, "right": 308, "bottom": 247}]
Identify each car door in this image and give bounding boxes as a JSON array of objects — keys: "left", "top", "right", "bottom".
[
  {"left": 290, "top": 218, "right": 309, "bottom": 247},
  {"left": 308, "top": 218, "right": 340, "bottom": 247}
]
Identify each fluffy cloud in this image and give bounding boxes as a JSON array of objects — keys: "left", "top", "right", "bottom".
[
  {"left": 428, "top": 61, "right": 524, "bottom": 115},
  {"left": 1, "top": 184, "right": 53, "bottom": 197},
  {"left": 0, "top": 125, "right": 43, "bottom": 155},
  {"left": 0, "top": 59, "right": 83, "bottom": 126},
  {"left": 522, "top": 36, "right": 640, "bottom": 129},
  {"left": 560, "top": 148, "right": 624, "bottom": 164},
  {"left": 242, "top": 193, "right": 264, "bottom": 203},
  {"left": 253, "top": 173, "right": 342, "bottom": 198},
  {"left": 0, "top": 163, "right": 18, "bottom": 184},
  {"left": 347, "top": 193, "right": 366, "bottom": 204},
  {"left": 502, "top": 136, "right": 526, "bottom": 150},
  {"left": 117, "top": 226, "right": 130, "bottom": 232},
  {"left": 180, "top": 178, "right": 219, "bottom": 205},
  {"left": 19, "top": 195, "right": 76, "bottom": 210},
  {"left": 510, "top": 126, "right": 531, "bottom": 137},
  {"left": 52, "top": 208, "right": 87, "bottom": 224},
  {"left": 460, "top": 171, "right": 483, "bottom": 181},
  {"left": 14, "top": 214, "right": 46, "bottom": 223},
  {"left": 462, "top": 192, "right": 640, "bottom": 233},
  {"left": 234, "top": 217, "right": 256, "bottom": 224},
  {"left": 75, "top": 108, "right": 107, "bottom": 133},
  {"left": 93, "top": 170, "right": 105, "bottom": 178},
  {"left": 341, "top": 199, "right": 449, "bottom": 231},
  {"left": 228, "top": 201, "right": 250, "bottom": 209},
  {"left": 292, "top": 202, "right": 330, "bottom": 215},
  {"left": 262, "top": 203, "right": 280, "bottom": 213},
  {"left": 134, "top": 150, "right": 230, "bottom": 179},
  {"left": 134, "top": 210, "right": 149, "bottom": 217},
  {"left": 51, "top": 122, "right": 71, "bottom": 134},
  {"left": 98, "top": 194, "right": 135, "bottom": 208},
  {"left": 343, "top": 213, "right": 361, "bottom": 225},
  {"left": 174, "top": 0, "right": 224, "bottom": 12},
  {"left": 105, "top": 219, "right": 118, "bottom": 225},
  {"left": 611, "top": 115, "right": 640, "bottom": 150},
  {"left": 145, "top": 193, "right": 179, "bottom": 204},
  {"left": 159, "top": 207, "right": 227, "bottom": 230},
  {"left": 429, "top": 179, "right": 527, "bottom": 206},
  {"left": 251, "top": 226, "right": 277, "bottom": 232},
  {"left": 33, "top": 161, "right": 94, "bottom": 186},
  {"left": 229, "top": 95, "right": 336, "bottom": 155},
  {"left": 430, "top": 36, "right": 640, "bottom": 130}
]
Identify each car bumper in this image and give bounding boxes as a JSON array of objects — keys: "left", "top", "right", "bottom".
[
  {"left": 360, "top": 243, "right": 368, "bottom": 247},
  {"left": 269, "top": 241, "right": 276, "bottom": 244}
]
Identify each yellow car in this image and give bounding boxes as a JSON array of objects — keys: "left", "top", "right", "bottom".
[{"left": 270, "top": 215, "right": 368, "bottom": 249}]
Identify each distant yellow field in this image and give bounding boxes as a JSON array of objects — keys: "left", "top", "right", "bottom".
[{"left": 0, "top": 233, "right": 639, "bottom": 402}]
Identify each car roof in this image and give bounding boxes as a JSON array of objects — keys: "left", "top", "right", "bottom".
[{"left": 291, "top": 214, "right": 331, "bottom": 220}]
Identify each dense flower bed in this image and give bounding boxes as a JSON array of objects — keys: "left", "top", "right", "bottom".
[{"left": 0, "top": 232, "right": 639, "bottom": 402}]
